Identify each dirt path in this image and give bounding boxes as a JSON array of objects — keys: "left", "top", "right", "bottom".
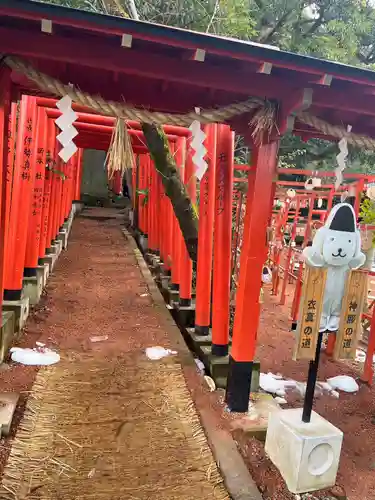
[
  {"left": 2, "top": 207, "right": 373, "bottom": 499},
  {"left": 0, "top": 208, "right": 228, "bottom": 500}
]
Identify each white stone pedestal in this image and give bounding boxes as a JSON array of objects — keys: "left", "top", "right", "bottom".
[
  {"left": 57, "top": 229, "right": 68, "bottom": 249},
  {"left": 2, "top": 297, "right": 30, "bottom": 333},
  {"left": 36, "top": 264, "right": 49, "bottom": 288},
  {"left": 265, "top": 408, "right": 343, "bottom": 494},
  {"left": 23, "top": 275, "right": 43, "bottom": 306}
]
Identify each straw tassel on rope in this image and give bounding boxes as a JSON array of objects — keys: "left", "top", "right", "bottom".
[{"left": 105, "top": 118, "right": 135, "bottom": 179}]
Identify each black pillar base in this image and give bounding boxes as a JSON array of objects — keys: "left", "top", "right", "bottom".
[
  {"left": 195, "top": 324, "right": 210, "bottom": 336},
  {"left": 211, "top": 343, "right": 229, "bottom": 357},
  {"left": 3, "top": 289, "right": 22, "bottom": 301},
  {"left": 225, "top": 356, "right": 253, "bottom": 412},
  {"left": 24, "top": 267, "right": 37, "bottom": 278}
]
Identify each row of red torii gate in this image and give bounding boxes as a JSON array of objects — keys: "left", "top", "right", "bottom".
[
  {"left": 4, "top": 87, "right": 375, "bottom": 415},
  {"left": 1, "top": 87, "right": 272, "bottom": 412}
]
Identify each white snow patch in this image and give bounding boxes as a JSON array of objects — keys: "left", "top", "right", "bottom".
[
  {"left": 327, "top": 375, "right": 359, "bottom": 393},
  {"left": 145, "top": 346, "right": 177, "bottom": 360}
]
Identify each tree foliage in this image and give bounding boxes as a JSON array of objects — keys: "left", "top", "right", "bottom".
[{"left": 38, "top": 0, "right": 375, "bottom": 172}]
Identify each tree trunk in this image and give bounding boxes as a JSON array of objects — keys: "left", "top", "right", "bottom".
[{"left": 142, "top": 123, "right": 198, "bottom": 263}]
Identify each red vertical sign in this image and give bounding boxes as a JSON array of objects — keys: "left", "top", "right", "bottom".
[
  {"left": 25, "top": 108, "right": 47, "bottom": 273},
  {"left": 211, "top": 124, "right": 234, "bottom": 355},
  {"left": 0, "top": 66, "right": 11, "bottom": 299},
  {"left": 39, "top": 121, "right": 55, "bottom": 257},
  {"left": 4, "top": 95, "right": 37, "bottom": 297},
  {"left": 195, "top": 124, "right": 217, "bottom": 333}
]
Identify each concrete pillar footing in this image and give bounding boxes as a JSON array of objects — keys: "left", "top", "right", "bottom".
[
  {"left": 2, "top": 297, "right": 30, "bottom": 334},
  {"left": 23, "top": 274, "right": 43, "bottom": 306},
  {"left": 0, "top": 311, "right": 16, "bottom": 363}
]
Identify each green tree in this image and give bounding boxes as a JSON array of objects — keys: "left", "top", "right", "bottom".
[{"left": 35, "top": 0, "right": 375, "bottom": 254}]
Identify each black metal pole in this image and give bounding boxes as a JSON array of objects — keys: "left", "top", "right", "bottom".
[{"left": 302, "top": 329, "right": 325, "bottom": 423}]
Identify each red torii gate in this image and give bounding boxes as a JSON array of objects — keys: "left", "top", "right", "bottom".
[{"left": 3, "top": 0, "right": 375, "bottom": 411}]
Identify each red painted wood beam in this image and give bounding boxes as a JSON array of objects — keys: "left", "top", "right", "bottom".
[
  {"left": 5, "top": 28, "right": 375, "bottom": 121},
  {"left": 1, "top": 27, "right": 301, "bottom": 98},
  {"left": 74, "top": 130, "right": 151, "bottom": 149},
  {"left": 73, "top": 122, "right": 179, "bottom": 144},
  {"left": 311, "top": 86, "right": 375, "bottom": 118},
  {"left": 277, "top": 168, "right": 375, "bottom": 181},
  {"left": 1, "top": 4, "right": 374, "bottom": 92},
  {"left": 43, "top": 105, "right": 190, "bottom": 137},
  {"left": 75, "top": 140, "right": 148, "bottom": 154}
]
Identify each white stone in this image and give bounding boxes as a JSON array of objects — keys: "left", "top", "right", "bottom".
[
  {"left": 0, "top": 392, "right": 19, "bottom": 436},
  {"left": 265, "top": 408, "right": 343, "bottom": 494}
]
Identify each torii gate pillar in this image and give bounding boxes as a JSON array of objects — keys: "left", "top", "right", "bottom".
[{"left": 226, "top": 137, "right": 279, "bottom": 412}]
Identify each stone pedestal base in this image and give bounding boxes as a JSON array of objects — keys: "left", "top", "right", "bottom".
[
  {"left": 23, "top": 274, "right": 43, "bottom": 305},
  {"left": 167, "top": 288, "right": 179, "bottom": 307},
  {"left": 57, "top": 229, "right": 68, "bottom": 249},
  {"left": 160, "top": 275, "right": 171, "bottom": 291},
  {"left": 36, "top": 263, "right": 49, "bottom": 288},
  {"left": 0, "top": 312, "right": 15, "bottom": 363},
  {"left": 52, "top": 240, "right": 63, "bottom": 255},
  {"left": 265, "top": 408, "right": 343, "bottom": 494},
  {"left": 40, "top": 253, "right": 58, "bottom": 273},
  {"left": 138, "top": 234, "right": 148, "bottom": 252},
  {"left": 73, "top": 201, "right": 84, "bottom": 214},
  {"left": 0, "top": 393, "right": 19, "bottom": 437},
  {"left": 175, "top": 302, "right": 195, "bottom": 328},
  {"left": 2, "top": 296, "right": 29, "bottom": 333},
  {"left": 186, "top": 328, "right": 212, "bottom": 347}
]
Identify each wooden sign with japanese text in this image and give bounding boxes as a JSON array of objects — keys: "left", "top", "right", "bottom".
[
  {"left": 293, "top": 265, "right": 327, "bottom": 360},
  {"left": 333, "top": 270, "right": 367, "bottom": 360}
]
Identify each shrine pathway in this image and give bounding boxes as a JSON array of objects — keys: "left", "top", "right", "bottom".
[{"left": 0, "top": 208, "right": 230, "bottom": 500}]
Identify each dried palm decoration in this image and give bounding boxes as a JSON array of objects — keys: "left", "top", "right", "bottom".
[
  {"left": 250, "top": 99, "right": 277, "bottom": 143},
  {"left": 105, "top": 118, "right": 135, "bottom": 180}
]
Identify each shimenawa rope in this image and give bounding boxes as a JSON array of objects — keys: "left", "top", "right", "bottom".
[
  {"left": 5, "top": 56, "right": 266, "bottom": 127},
  {"left": 5, "top": 55, "right": 375, "bottom": 151}
]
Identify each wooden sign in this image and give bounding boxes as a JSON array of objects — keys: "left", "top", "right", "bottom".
[
  {"left": 360, "top": 229, "right": 374, "bottom": 252},
  {"left": 334, "top": 270, "right": 368, "bottom": 360},
  {"left": 293, "top": 265, "right": 327, "bottom": 360}
]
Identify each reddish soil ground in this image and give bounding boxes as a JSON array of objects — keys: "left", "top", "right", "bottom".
[
  {"left": 1, "top": 208, "right": 374, "bottom": 500},
  {"left": 234, "top": 283, "right": 375, "bottom": 500},
  {"left": 0, "top": 208, "right": 173, "bottom": 478}
]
